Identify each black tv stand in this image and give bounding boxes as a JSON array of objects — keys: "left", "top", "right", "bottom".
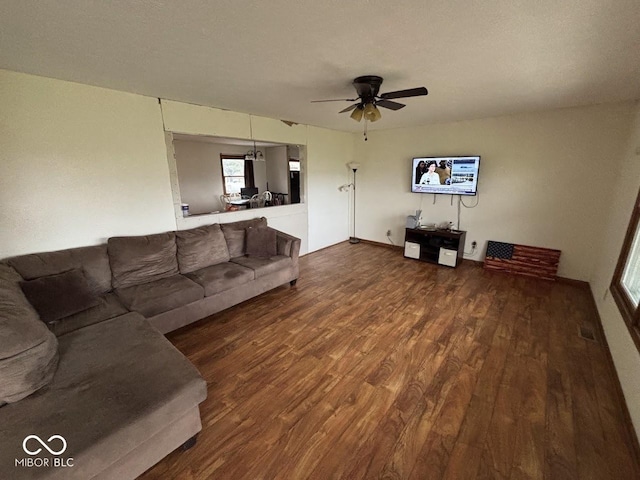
[{"left": 404, "top": 228, "right": 466, "bottom": 267}]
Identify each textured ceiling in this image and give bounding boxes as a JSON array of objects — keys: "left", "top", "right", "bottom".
[{"left": 1, "top": 0, "right": 639, "bottom": 132}]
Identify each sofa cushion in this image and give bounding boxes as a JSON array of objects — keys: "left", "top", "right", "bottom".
[
  {"left": 220, "top": 217, "right": 267, "bottom": 257},
  {"left": 49, "top": 293, "right": 129, "bottom": 337},
  {"left": 231, "top": 255, "right": 294, "bottom": 278},
  {"left": 246, "top": 226, "right": 277, "bottom": 258},
  {"left": 0, "top": 263, "right": 59, "bottom": 405},
  {"left": 176, "top": 224, "right": 230, "bottom": 274},
  {"left": 186, "top": 262, "right": 255, "bottom": 297},
  {"left": 108, "top": 232, "right": 179, "bottom": 289},
  {"left": 223, "top": 228, "right": 246, "bottom": 258},
  {"left": 19, "top": 269, "right": 101, "bottom": 324},
  {"left": 0, "top": 313, "right": 207, "bottom": 480},
  {"left": 115, "top": 275, "right": 204, "bottom": 317},
  {"left": 8, "top": 244, "right": 112, "bottom": 294}
]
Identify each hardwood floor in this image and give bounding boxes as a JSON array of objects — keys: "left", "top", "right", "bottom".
[{"left": 140, "top": 242, "right": 640, "bottom": 479}]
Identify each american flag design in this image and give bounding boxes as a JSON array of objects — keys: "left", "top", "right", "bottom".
[
  {"left": 486, "top": 241, "right": 514, "bottom": 260},
  {"left": 484, "top": 240, "right": 561, "bottom": 281}
]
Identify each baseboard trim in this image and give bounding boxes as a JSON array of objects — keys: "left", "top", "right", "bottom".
[
  {"left": 557, "top": 276, "right": 590, "bottom": 287},
  {"left": 584, "top": 284, "right": 640, "bottom": 470},
  {"left": 306, "top": 240, "right": 351, "bottom": 256},
  {"left": 358, "top": 238, "right": 402, "bottom": 250}
]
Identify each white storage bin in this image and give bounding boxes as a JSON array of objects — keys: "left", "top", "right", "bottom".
[{"left": 404, "top": 241, "right": 420, "bottom": 259}]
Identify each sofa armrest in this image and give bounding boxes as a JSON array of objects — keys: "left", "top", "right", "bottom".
[{"left": 271, "top": 229, "right": 301, "bottom": 263}]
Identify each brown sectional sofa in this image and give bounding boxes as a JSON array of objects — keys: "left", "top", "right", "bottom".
[{"left": 0, "top": 217, "right": 300, "bottom": 479}]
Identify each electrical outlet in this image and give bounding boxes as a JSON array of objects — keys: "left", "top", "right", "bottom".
[
  {"left": 472, "top": 241, "right": 477, "bottom": 248},
  {"left": 386, "top": 229, "right": 392, "bottom": 236}
]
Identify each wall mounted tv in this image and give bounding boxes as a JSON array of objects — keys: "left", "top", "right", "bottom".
[{"left": 411, "top": 156, "right": 481, "bottom": 196}]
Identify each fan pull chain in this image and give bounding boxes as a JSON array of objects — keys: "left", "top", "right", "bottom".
[{"left": 363, "top": 118, "right": 368, "bottom": 141}]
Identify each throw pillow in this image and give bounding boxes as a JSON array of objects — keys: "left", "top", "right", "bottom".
[
  {"left": 223, "top": 229, "right": 246, "bottom": 258},
  {"left": 246, "top": 227, "right": 277, "bottom": 258},
  {"left": 20, "top": 269, "right": 100, "bottom": 324}
]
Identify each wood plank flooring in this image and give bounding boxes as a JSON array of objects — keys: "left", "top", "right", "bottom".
[{"left": 139, "top": 242, "right": 640, "bottom": 479}]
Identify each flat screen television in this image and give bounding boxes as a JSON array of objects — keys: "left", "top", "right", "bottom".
[{"left": 411, "top": 156, "right": 481, "bottom": 196}]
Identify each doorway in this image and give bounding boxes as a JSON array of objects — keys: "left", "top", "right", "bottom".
[{"left": 289, "top": 159, "right": 301, "bottom": 204}]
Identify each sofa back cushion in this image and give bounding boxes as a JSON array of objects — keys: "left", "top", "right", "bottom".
[
  {"left": 222, "top": 229, "right": 245, "bottom": 258},
  {"left": 0, "top": 264, "right": 59, "bottom": 405},
  {"left": 108, "top": 232, "right": 179, "bottom": 289},
  {"left": 220, "top": 217, "right": 268, "bottom": 232},
  {"left": 175, "top": 224, "right": 230, "bottom": 274},
  {"left": 220, "top": 217, "right": 267, "bottom": 258},
  {"left": 8, "top": 244, "right": 112, "bottom": 295},
  {"left": 246, "top": 226, "right": 277, "bottom": 258},
  {"left": 20, "top": 269, "right": 100, "bottom": 324}
]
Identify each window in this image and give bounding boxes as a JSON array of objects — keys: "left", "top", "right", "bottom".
[
  {"left": 220, "top": 155, "right": 247, "bottom": 194},
  {"left": 611, "top": 187, "right": 640, "bottom": 351}
]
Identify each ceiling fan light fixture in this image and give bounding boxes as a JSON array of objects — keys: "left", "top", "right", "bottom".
[
  {"left": 350, "top": 106, "right": 364, "bottom": 122},
  {"left": 363, "top": 102, "right": 382, "bottom": 122},
  {"left": 372, "top": 106, "right": 382, "bottom": 122}
]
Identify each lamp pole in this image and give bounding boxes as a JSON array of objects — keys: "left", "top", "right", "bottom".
[{"left": 348, "top": 163, "right": 360, "bottom": 244}]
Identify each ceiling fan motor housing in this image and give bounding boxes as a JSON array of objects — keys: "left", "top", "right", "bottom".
[{"left": 353, "top": 75, "right": 383, "bottom": 103}]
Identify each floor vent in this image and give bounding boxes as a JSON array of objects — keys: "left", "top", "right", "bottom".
[{"left": 579, "top": 325, "right": 597, "bottom": 342}]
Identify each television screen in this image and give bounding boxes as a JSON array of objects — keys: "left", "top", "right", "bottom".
[{"left": 411, "top": 156, "right": 480, "bottom": 196}]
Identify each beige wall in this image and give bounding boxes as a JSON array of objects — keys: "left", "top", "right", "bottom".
[
  {"left": 306, "top": 126, "right": 354, "bottom": 251},
  {"left": 355, "top": 102, "right": 636, "bottom": 280},
  {"left": 0, "top": 70, "right": 176, "bottom": 258},
  {"left": 591, "top": 101, "right": 640, "bottom": 439},
  {"left": 0, "top": 69, "right": 354, "bottom": 259}
]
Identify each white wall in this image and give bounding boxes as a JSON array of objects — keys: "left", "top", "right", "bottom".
[
  {"left": 265, "top": 145, "right": 289, "bottom": 199},
  {"left": 355, "top": 102, "right": 636, "bottom": 280},
  {"left": 0, "top": 70, "right": 176, "bottom": 258},
  {"left": 306, "top": 126, "right": 354, "bottom": 252},
  {"left": 591, "top": 101, "right": 640, "bottom": 439}
]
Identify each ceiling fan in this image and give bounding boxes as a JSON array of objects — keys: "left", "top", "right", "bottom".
[{"left": 311, "top": 75, "right": 428, "bottom": 123}]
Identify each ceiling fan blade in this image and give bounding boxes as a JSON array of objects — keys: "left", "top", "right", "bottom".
[
  {"left": 380, "top": 87, "right": 428, "bottom": 100},
  {"left": 311, "top": 98, "right": 357, "bottom": 103},
  {"left": 376, "top": 99, "right": 406, "bottom": 111},
  {"left": 339, "top": 103, "right": 359, "bottom": 113}
]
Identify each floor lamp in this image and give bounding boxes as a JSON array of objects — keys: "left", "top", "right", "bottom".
[{"left": 348, "top": 162, "right": 361, "bottom": 244}]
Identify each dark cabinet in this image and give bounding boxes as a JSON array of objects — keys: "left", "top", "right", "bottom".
[{"left": 404, "top": 228, "right": 466, "bottom": 267}]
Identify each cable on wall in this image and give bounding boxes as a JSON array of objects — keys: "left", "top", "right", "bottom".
[{"left": 460, "top": 193, "right": 480, "bottom": 208}]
